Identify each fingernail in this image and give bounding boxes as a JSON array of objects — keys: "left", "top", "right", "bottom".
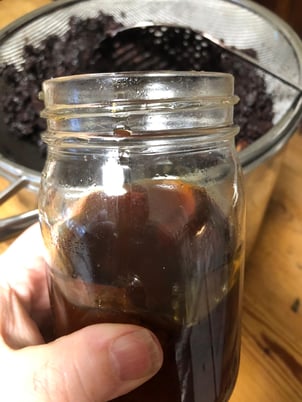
[{"left": 110, "top": 329, "right": 163, "bottom": 381}]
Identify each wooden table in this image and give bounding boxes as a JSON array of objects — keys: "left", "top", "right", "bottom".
[{"left": 1, "top": 1, "right": 302, "bottom": 400}]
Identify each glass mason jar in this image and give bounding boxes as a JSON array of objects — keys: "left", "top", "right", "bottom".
[{"left": 39, "top": 72, "right": 245, "bottom": 402}]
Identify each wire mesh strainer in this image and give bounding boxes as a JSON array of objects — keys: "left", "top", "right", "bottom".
[{"left": 1, "top": 0, "right": 302, "bottom": 168}]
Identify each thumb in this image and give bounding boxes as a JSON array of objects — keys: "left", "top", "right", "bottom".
[{"left": 7, "top": 324, "right": 163, "bottom": 402}]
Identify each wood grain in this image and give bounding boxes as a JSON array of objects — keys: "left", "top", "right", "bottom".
[
  {"left": 254, "top": 0, "right": 302, "bottom": 37},
  {"left": 230, "top": 133, "right": 302, "bottom": 401},
  {"left": 0, "top": 0, "right": 49, "bottom": 26},
  {"left": 1, "top": 1, "right": 302, "bottom": 400}
]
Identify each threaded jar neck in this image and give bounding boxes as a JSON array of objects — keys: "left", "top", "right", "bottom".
[{"left": 41, "top": 71, "right": 239, "bottom": 142}]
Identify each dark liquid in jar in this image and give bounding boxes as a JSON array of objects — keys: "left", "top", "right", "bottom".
[{"left": 44, "top": 179, "right": 242, "bottom": 402}]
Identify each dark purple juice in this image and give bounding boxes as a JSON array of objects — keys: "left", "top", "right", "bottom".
[{"left": 44, "top": 179, "right": 243, "bottom": 402}]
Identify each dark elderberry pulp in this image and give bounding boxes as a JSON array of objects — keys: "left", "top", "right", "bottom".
[{"left": 44, "top": 179, "right": 242, "bottom": 402}]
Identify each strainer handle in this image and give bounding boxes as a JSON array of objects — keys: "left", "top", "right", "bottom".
[
  {"left": 0, "top": 210, "right": 38, "bottom": 241},
  {"left": 0, "top": 177, "right": 38, "bottom": 242}
]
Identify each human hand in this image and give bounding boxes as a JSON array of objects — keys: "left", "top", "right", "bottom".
[{"left": 0, "top": 224, "right": 163, "bottom": 402}]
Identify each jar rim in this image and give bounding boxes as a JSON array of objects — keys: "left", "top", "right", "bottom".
[
  {"left": 43, "top": 70, "right": 233, "bottom": 83},
  {"left": 41, "top": 71, "right": 238, "bottom": 107}
]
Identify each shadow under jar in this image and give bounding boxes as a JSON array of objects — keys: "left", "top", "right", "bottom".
[{"left": 38, "top": 71, "right": 246, "bottom": 402}]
